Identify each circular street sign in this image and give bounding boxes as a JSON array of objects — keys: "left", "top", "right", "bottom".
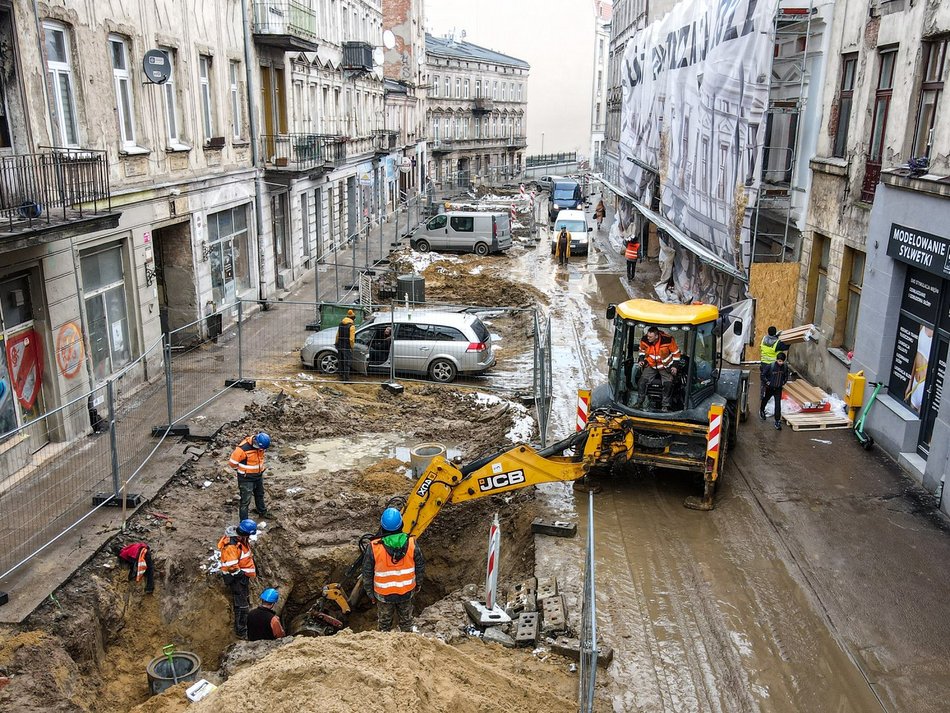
[
  {"left": 142, "top": 49, "right": 171, "bottom": 84},
  {"left": 383, "top": 30, "right": 396, "bottom": 50},
  {"left": 399, "top": 157, "right": 412, "bottom": 173}
]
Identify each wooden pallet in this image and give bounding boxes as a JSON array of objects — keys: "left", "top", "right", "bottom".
[{"left": 782, "top": 411, "right": 852, "bottom": 431}]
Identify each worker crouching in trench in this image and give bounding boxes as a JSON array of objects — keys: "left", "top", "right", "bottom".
[{"left": 362, "top": 508, "right": 425, "bottom": 632}]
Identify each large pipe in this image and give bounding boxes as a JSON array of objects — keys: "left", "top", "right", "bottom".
[{"left": 240, "top": 0, "right": 268, "bottom": 301}]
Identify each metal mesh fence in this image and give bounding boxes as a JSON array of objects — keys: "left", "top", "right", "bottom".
[{"left": 578, "top": 488, "right": 599, "bottom": 712}]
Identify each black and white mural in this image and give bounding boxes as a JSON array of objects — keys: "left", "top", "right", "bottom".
[{"left": 619, "top": 0, "right": 779, "bottom": 304}]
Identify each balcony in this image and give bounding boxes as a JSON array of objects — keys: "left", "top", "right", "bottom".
[
  {"left": 507, "top": 135, "right": 528, "bottom": 148},
  {"left": 374, "top": 130, "right": 398, "bottom": 155},
  {"left": 0, "top": 148, "right": 117, "bottom": 252},
  {"left": 252, "top": 1, "right": 318, "bottom": 52},
  {"left": 342, "top": 41, "right": 373, "bottom": 72},
  {"left": 473, "top": 96, "right": 494, "bottom": 113},
  {"left": 260, "top": 134, "right": 346, "bottom": 174}
]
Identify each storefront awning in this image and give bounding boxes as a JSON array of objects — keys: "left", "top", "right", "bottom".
[{"left": 594, "top": 175, "right": 749, "bottom": 284}]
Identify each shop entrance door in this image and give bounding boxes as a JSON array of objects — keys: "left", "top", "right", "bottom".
[{"left": 918, "top": 335, "right": 948, "bottom": 457}]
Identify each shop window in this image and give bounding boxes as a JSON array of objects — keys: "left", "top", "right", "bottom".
[
  {"left": 81, "top": 245, "right": 132, "bottom": 381},
  {"left": 0, "top": 273, "right": 46, "bottom": 431},
  {"left": 208, "top": 205, "right": 251, "bottom": 307},
  {"left": 911, "top": 38, "right": 946, "bottom": 160},
  {"left": 832, "top": 54, "right": 857, "bottom": 158},
  {"left": 807, "top": 234, "right": 830, "bottom": 327}
]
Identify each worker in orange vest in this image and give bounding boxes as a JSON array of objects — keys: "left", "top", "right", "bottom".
[
  {"left": 228, "top": 432, "right": 271, "bottom": 521},
  {"left": 636, "top": 326, "right": 682, "bottom": 411},
  {"left": 362, "top": 507, "right": 425, "bottom": 632},
  {"left": 117, "top": 541, "right": 154, "bottom": 593},
  {"left": 624, "top": 237, "right": 640, "bottom": 282},
  {"left": 217, "top": 519, "right": 258, "bottom": 639}
]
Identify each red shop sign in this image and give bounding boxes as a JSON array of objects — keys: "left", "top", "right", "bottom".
[{"left": 6, "top": 329, "right": 43, "bottom": 410}]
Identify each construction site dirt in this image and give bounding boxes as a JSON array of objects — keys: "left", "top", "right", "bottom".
[{"left": 2, "top": 195, "right": 950, "bottom": 713}]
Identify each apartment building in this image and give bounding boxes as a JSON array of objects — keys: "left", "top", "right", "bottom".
[
  {"left": 424, "top": 34, "right": 528, "bottom": 187},
  {"left": 814, "top": 0, "right": 950, "bottom": 505},
  {"left": 589, "top": 0, "right": 612, "bottom": 171}
]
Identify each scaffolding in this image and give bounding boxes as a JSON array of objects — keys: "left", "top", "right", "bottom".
[{"left": 750, "top": 0, "right": 820, "bottom": 264}]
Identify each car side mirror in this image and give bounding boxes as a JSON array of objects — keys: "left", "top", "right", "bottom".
[
  {"left": 732, "top": 319, "right": 743, "bottom": 336},
  {"left": 606, "top": 304, "right": 616, "bottom": 320}
]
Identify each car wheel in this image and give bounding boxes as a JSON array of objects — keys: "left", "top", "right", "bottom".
[
  {"left": 428, "top": 358, "right": 457, "bottom": 383},
  {"left": 474, "top": 242, "right": 490, "bottom": 257},
  {"left": 415, "top": 239, "right": 431, "bottom": 253},
  {"left": 315, "top": 351, "right": 339, "bottom": 374}
]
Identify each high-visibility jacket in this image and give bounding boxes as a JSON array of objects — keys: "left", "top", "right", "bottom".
[
  {"left": 639, "top": 333, "right": 681, "bottom": 369},
  {"left": 217, "top": 535, "right": 257, "bottom": 577},
  {"left": 625, "top": 241, "right": 639, "bottom": 261},
  {"left": 336, "top": 317, "right": 355, "bottom": 349},
  {"left": 370, "top": 537, "right": 417, "bottom": 597},
  {"left": 229, "top": 436, "right": 266, "bottom": 477},
  {"left": 760, "top": 335, "right": 786, "bottom": 364},
  {"left": 119, "top": 542, "right": 149, "bottom": 581}
]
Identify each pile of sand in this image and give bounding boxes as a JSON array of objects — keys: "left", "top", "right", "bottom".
[{"left": 134, "top": 632, "right": 576, "bottom": 713}]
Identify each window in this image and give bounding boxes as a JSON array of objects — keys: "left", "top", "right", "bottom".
[
  {"left": 444, "top": 77, "right": 449, "bottom": 97},
  {"left": 396, "top": 323, "right": 429, "bottom": 341},
  {"left": 492, "top": 80, "right": 497, "bottom": 100},
  {"left": 428, "top": 325, "right": 467, "bottom": 341},
  {"left": 199, "top": 55, "right": 214, "bottom": 139},
  {"left": 464, "top": 79, "right": 470, "bottom": 99},
  {"left": 44, "top": 22, "right": 79, "bottom": 146},
  {"left": 109, "top": 36, "right": 136, "bottom": 147},
  {"left": 207, "top": 205, "right": 251, "bottom": 305},
  {"left": 912, "top": 39, "right": 947, "bottom": 159},
  {"left": 717, "top": 143, "right": 728, "bottom": 200},
  {"left": 81, "top": 245, "right": 132, "bottom": 380},
  {"left": 450, "top": 215, "right": 474, "bottom": 232},
  {"left": 230, "top": 61, "right": 242, "bottom": 139},
  {"left": 807, "top": 234, "right": 830, "bottom": 327},
  {"left": 518, "top": 83, "right": 523, "bottom": 101},
  {"left": 832, "top": 54, "right": 857, "bottom": 158},
  {"left": 841, "top": 249, "right": 865, "bottom": 351},
  {"left": 475, "top": 79, "right": 481, "bottom": 98},
  {"left": 862, "top": 49, "right": 897, "bottom": 202},
  {"left": 427, "top": 214, "right": 447, "bottom": 230},
  {"left": 455, "top": 77, "right": 461, "bottom": 98},
  {"left": 432, "top": 75, "right": 439, "bottom": 97},
  {"left": 690, "top": 323, "right": 716, "bottom": 396},
  {"left": 159, "top": 49, "right": 182, "bottom": 146}
]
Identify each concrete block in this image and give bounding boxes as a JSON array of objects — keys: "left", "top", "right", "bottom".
[
  {"left": 536, "top": 577, "right": 558, "bottom": 601},
  {"left": 507, "top": 577, "right": 537, "bottom": 613},
  {"left": 547, "top": 635, "right": 614, "bottom": 668},
  {"left": 541, "top": 594, "right": 567, "bottom": 634},
  {"left": 531, "top": 519, "right": 577, "bottom": 537},
  {"left": 514, "top": 612, "right": 539, "bottom": 646},
  {"left": 463, "top": 600, "right": 511, "bottom": 627},
  {"left": 482, "top": 626, "right": 516, "bottom": 648}
]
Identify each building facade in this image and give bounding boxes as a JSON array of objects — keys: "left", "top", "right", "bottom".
[
  {"left": 589, "top": 0, "right": 612, "bottom": 171},
  {"left": 839, "top": 0, "right": 950, "bottom": 509},
  {"left": 424, "top": 34, "right": 528, "bottom": 187},
  {"left": 603, "top": 0, "right": 647, "bottom": 187}
]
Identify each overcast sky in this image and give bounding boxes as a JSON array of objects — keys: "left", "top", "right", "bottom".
[{"left": 424, "top": 0, "right": 596, "bottom": 158}]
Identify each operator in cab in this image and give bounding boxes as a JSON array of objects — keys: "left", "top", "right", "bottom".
[{"left": 635, "top": 325, "right": 682, "bottom": 411}]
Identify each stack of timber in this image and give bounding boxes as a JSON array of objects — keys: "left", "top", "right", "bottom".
[
  {"left": 782, "top": 376, "right": 851, "bottom": 431},
  {"left": 778, "top": 324, "right": 818, "bottom": 344}
]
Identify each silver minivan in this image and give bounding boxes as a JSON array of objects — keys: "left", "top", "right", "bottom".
[
  {"left": 300, "top": 309, "right": 496, "bottom": 383},
  {"left": 411, "top": 211, "right": 512, "bottom": 255}
]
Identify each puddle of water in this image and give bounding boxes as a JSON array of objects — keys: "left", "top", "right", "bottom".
[{"left": 302, "top": 433, "right": 462, "bottom": 474}]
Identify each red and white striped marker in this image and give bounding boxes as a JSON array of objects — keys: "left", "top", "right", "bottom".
[
  {"left": 510, "top": 203, "right": 517, "bottom": 222},
  {"left": 519, "top": 183, "right": 526, "bottom": 198},
  {"left": 707, "top": 404, "right": 723, "bottom": 459},
  {"left": 530, "top": 190, "right": 536, "bottom": 209},
  {"left": 576, "top": 389, "right": 591, "bottom": 431},
  {"left": 485, "top": 512, "right": 501, "bottom": 610}
]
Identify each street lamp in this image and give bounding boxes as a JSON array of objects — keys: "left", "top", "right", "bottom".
[{"left": 541, "top": 132, "right": 545, "bottom": 155}]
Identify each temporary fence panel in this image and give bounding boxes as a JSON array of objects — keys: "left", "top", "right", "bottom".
[{"left": 578, "top": 489, "right": 599, "bottom": 712}]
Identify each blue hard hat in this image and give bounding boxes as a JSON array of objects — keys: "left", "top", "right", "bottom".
[
  {"left": 260, "top": 588, "right": 279, "bottom": 604},
  {"left": 237, "top": 519, "right": 258, "bottom": 536},
  {"left": 380, "top": 507, "right": 403, "bottom": 532},
  {"left": 253, "top": 432, "right": 271, "bottom": 449}
]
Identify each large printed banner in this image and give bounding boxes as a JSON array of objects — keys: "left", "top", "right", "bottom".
[{"left": 619, "top": 0, "right": 779, "bottom": 303}]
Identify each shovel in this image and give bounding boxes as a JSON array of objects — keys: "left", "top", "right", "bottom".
[{"left": 162, "top": 644, "right": 180, "bottom": 685}]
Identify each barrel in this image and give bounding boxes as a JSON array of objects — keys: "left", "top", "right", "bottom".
[
  {"left": 146, "top": 651, "right": 201, "bottom": 695},
  {"left": 410, "top": 443, "right": 446, "bottom": 477},
  {"left": 396, "top": 274, "right": 425, "bottom": 304}
]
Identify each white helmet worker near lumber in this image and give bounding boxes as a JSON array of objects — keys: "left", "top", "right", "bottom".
[
  {"left": 759, "top": 326, "right": 790, "bottom": 400},
  {"left": 362, "top": 507, "right": 426, "bottom": 632}
]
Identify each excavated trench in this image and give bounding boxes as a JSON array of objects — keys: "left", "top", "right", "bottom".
[{"left": 0, "top": 382, "right": 551, "bottom": 713}]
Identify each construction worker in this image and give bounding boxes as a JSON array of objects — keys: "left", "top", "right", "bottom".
[
  {"left": 217, "top": 519, "right": 257, "bottom": 639},
  {"left": 635, "top": 326, "right": 682, "bottom": 411},
  {"left": 362, "top": 507, "right": 425, "bottom": 632},
  {"left": 228, "top": 432, "right": 271, "bottom": 521},
  {"left": 759, "top": 326, "right": 790, "bottom": 400},
  {"left": 247, "top": 588, "right": 286, "bottom": 641},
  {"left": 554, "top": 227, "right": 570, "bottom": 267},
  {"left": 624, "top": 237, "right": 640, "bottom": 282},
  {"left": 761, "top": 351, "right": 791, "bottom": 430},
  {"left": 336, "top": 309, "right": 356, "bottom": 380},
  {"left": 116, "top": 541, "right": 154, "bottom": 593}
]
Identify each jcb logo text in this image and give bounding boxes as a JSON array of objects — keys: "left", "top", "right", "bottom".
[{"left": 478, "top": 469, "right": 526, "bottom": 492}]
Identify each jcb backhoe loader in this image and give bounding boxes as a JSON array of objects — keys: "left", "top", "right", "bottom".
[{"left": 301, "top": 299, "right": 749, "bottom": 634}]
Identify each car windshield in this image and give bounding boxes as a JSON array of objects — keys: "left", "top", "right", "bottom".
[
  {"left": 553, "top": 189, "right": 575, "bottom": 200},
  {"left": 556, "top": 220, "right": 586, "bottom": 232}
]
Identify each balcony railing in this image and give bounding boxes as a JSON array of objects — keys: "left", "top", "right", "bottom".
[
  {"left": 252, "top": 1, "right": 318, "bottom": 51},
  {"left": 473, "top": 96, "right": 494, "bottom": 113},
  {"left": 260, "top": 134, "right": 346, "bottom": 172},
  {"left": 342, "top": 41, "right": 373, "bottom": 72},
  {"left": 0, "top": 148, "right": 112, "bottom": 236},
  {"left": 374, "top": 130, "right": 398, "bottom": 154},
  {"left": 507, "top": 135, "right": 528, "bottom": 148}
]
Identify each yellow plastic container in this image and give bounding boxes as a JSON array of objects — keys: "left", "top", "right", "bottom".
[{"left": 845, "top": 370, "right": 866, "bottom": 418}]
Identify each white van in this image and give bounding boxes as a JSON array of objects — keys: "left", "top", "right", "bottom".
[
  {"left": 549, "top": 209, "right": 592, "bottom": 256},
  {"left": 411, "top": 211, "right": 513, "bottom": 256}
]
